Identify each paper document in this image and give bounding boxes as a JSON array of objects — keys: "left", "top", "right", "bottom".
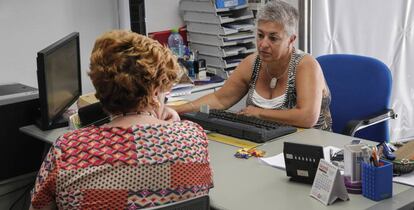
[
  {"left": 172, "top": 83, "right": 194, "bottom": 90},
  {"left": 227, "top": 23, "right": 255, "bottom": 31},
  {"left": 169, "top": 83, "right": 194, "bottom": 97},
  {"left": 223, "top": 27, "right": 238, "bottom": 35},
  {"left": 393, "top": 172, "right": 414, "bottom": 187},
  {"left": 259, "top": 146, "right": 341, "bottom": 170},
  {"left": 222, "top": 32, "right": 255, "bottom": 41},
  {"left": 223, "top": 46, "right": 246, "bottom": 54},
  {"left": 166, "top": 97, "right": 186, "bottom": 102}
]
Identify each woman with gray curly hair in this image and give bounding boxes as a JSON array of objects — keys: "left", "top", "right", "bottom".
[{"left": 173, "top": 0, "right": 332, "bottom": 131}]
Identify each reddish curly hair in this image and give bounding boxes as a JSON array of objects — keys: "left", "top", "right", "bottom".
[{"left": 89, "top": 30, "right": 180, "bottom": 114}]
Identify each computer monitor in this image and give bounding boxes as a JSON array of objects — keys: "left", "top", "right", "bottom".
[{"left": 36, "top": 32, "right": 82, "bottom": 130}]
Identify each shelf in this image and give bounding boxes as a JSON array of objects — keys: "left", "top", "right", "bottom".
[
  {"left": 190, "top": 42, "right": 255, "bottom": 57},
  {"left": 199, "top": 54, "right": 249, "bottom": 69},
  {"left": 183, "top": 9, "right": 254, "bottom": 25},
  {"left": 188, "top": 32, "right": 255, "bottom": 47},
  {"left": 180, "top": 0, "right": 249, "bottom": 13}
]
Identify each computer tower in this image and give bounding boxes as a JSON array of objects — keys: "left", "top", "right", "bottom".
[{"left": 0, "top": 83, "right": 44, "bottom": 182}]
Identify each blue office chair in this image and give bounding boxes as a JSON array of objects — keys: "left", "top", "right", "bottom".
[{"left": 316, "top": 54, "right": 397, "bottom": 142}]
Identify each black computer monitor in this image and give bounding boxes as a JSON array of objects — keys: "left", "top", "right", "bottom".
[{"left": 36, "top": 32, "right": 82, "bottom": 130}]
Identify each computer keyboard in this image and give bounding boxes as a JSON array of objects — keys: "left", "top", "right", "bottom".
[{"left": 180, "top": 109, "right": 297, "bottom": 143}]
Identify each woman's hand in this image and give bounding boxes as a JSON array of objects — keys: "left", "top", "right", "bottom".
[
  {"left": 161, "top": 106, "right": 181, "bottom": 122},
  {"left": 238, "top": 105, "right": 262, "bottom": 118}
]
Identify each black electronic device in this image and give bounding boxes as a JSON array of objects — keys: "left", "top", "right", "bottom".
[
  {"left": 36, "top": 32, "right": 82, "bottom": 130},
  {"left": 180, "top": 110, "right": 297, "bottom": 143},
  {"left": 284, "top": 142, "right": 325, "bottom": 184},
  {"left": 78, "top": 102, "right": 109, "bottom": 127},
  {"left": 0, "top": 83, "right": 44, "bottom": 182}
]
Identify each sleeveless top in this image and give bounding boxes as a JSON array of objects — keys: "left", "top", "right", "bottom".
[{"left": 246, "top": 48, "right": 332, "bottom": 131}]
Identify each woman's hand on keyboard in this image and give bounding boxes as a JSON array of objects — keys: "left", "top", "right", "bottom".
[{"left": 238, "top": 105, "right": 262, "bottom": 118}]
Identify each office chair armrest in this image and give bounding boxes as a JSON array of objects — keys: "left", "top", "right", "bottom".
[{"left": 343, "top": 109, "right": 397, "bottom": 137}]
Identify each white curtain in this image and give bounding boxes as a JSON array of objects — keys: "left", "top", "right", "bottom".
[{"left": 312, "top": 0, "right": 414, "bottom": 141}]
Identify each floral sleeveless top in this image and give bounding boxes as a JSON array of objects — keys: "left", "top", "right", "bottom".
[{"left": 246, "top": 48, "right": 332, "bottom": 131}]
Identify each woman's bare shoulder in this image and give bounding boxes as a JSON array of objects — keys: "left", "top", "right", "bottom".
[
  {"left": 239, "top": 53, "right": 257, "bottom": 69},
  {"left": 230, "top": 53, "right": 257, "bottom": 80},
  {"left": 297, "top": 54, "right": 322, "bottom": 75}
]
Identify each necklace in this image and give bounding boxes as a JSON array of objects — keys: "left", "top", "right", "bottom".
[
  {"left": 265, "top": 64, "right": 288, "bottom": 89},
  {"left": 264, "top": 49, "right": 295, "bottom": 89},
  {"left": 110, "top": 111, "right": 155, "bottom": 121}
]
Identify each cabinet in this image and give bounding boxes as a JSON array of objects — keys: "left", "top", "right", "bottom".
[{"left": 179, "top": 0, "right": 256, "bottom": 79}]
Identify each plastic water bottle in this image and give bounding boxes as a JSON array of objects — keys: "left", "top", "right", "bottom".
[{"left": 168, "top": 28, "right": 184, "bottom": 57}]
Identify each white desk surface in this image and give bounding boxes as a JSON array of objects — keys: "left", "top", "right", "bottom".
[
  {"left": 19, "top": 126, "right": 414, "bottom": 210},
  {"left": 208, "top": 129, "right": 414, "bottom": 210}
]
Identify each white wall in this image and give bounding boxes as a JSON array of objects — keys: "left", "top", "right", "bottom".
[
  {"left": 0, "top": 0, "right": 120, "bottom": 93},
  {"left": 118, "top": 0, "right": 131, "bottom": 30},
  {"left": 145, "top": 0, "right": 184, "bottom": 33}
]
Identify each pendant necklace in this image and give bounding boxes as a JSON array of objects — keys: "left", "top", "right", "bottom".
[
  {"left": 265, "top": 65, "right": 288, "bottom": 89},
  {"left": 264, "top": 49, "right": 295, "bottom": 89}
]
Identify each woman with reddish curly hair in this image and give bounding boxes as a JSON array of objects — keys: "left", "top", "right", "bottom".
[{"left": 30, "top": 30, "right": 213, "bottom": 210}]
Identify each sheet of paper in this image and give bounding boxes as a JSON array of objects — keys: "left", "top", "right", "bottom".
[
  {"left": 393, "top": 172, "right": 414, "bottom": 187},
  {"left": 259, "top": 146, "right": 341, "bottom": 170},
  {"left": 222, "top": 32, "right": 255, "bottom": 41},
  {"left": 227, "top": 23, "right": 254, "bottom": 31},
  {"left": 166, "top": 97, "right": 186, "bottom": 102}
]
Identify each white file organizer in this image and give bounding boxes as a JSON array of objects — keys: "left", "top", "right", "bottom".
[
  {"left": 179, "top": 0, "right": 248, "bottom": 13},
  {"left": 183, "top": 9, "right": 254, "bottom": 25},
  {"left": 180, "top": 0, "right": 256, "bottom": 77}
]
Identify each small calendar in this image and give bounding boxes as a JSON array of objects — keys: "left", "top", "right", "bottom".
[{"left": 310, "top": 159, "right": 349, "bottom": 205}]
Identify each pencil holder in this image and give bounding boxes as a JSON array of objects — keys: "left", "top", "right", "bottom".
[{"left": 361, "top": 160, "right": 393, "bottom": 201}]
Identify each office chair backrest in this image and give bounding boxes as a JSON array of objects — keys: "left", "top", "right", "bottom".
[
  {"left": 316, "top": 54, "right": 392, "bottom": 142},
  {"left": 146, "top": 195, "right": 210, "bottom": 210}
]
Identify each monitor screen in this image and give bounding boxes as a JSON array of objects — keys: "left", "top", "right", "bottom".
[{"left": 36, "top": 32, "right": 82, "bottom": 130}]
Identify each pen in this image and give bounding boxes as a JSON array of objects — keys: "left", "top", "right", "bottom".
[
  {"left": 371, "top": 147, "right": 378, "bottom": 167},
  {"left": 361, "top": 146, "right": 371, "bottom": 164},
  {"left": 377, "top": 145, "right": 383, "bottom": 160},
  {"left": 329, "top": 148, "right": 333, "bottom": 161}
]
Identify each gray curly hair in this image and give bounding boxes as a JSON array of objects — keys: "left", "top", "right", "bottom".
[{"left": 256, "top": 0, "right": 299, "bottom": 36}]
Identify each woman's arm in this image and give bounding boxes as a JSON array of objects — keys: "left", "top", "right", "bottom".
[
  {"left": 171, "top": 54, "right": 255, "bottom": 114},
  {"left": 30, "top": 146, "right": 59, "bottom": 210},
  {"left": 240, "top": 55, "right": 325, "bottom": 128}
]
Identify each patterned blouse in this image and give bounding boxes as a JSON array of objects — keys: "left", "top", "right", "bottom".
[
  {"left": 246, "top": 48, "right": 332, "bottom": 131},
  {"left": 31, "top": 121, "right": 213, "bottom": 209}
]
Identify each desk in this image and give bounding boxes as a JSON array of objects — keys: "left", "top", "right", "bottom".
[
  {"left": 19, "top": 127, "right": 414, "bottom": 210},
  {"left": 208, "top": 129, "right": 414, "bottom": 210}
]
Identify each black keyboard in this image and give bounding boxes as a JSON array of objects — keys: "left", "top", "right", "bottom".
[{"left": 181, "top": 109, "right": 297, "bottom": 143}]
